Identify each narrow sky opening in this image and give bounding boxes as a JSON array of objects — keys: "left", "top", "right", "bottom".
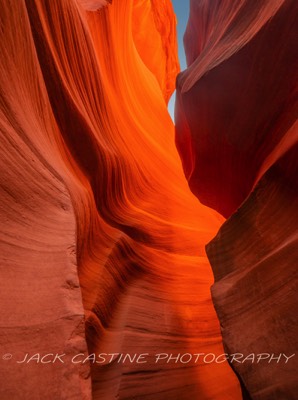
[{"left": 168, "top": 1, "right": 190, "bottom": 122}]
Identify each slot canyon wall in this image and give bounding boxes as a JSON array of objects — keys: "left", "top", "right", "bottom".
[
  {"left": 0, "top": 0, "right": 241, "bottom": 399},
  {"left": 176, "top": 0, "right": 298, "bottom": 399},
  {"left": 0, "top": 1, "right": 296, "bottom": 400}
]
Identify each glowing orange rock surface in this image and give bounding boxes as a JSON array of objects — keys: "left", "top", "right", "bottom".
[
  {"left": 0, "top": 1, "right": 241, "bottom": 399},
  {"left": 132, "top": 0, "right": 179, "bottom": 103}
]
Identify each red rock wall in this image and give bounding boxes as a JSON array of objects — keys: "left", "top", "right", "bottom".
[
  {"left": 176, "top": 0, "right": 297, "bottom": 218},
  {"left": 176, "top": 0, "right": 298, "bottom": 398},
  {"left": 0, "top": 1, "right": 241, "bottom": 399},
  {"left": 0, "top": 1, "right": 91, "bottom": 398},
  {"left": 207, "top": 142, "right": 298, "bottom": 399}
]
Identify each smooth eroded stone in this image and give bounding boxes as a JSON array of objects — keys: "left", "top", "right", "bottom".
[{"left": 207, "top": 142, "right": 298, "bottom": 400}]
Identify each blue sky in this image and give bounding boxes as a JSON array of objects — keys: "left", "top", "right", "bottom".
[{"left": 168, "top": 0, "right": 190, "bottom": 120}]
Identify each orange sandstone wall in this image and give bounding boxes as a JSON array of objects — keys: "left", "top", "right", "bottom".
[{"left": 0, "top": 1, "right": 241, "bottom": 399}]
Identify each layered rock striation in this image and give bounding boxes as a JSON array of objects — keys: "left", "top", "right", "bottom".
[
  {"left": 176, "top": 1, "right": 298, "bottom": 399},
  {"left": 0, "top": 1, "right": 242, "bottom": 399}
]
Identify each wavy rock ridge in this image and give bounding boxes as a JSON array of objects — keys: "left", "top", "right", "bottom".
[
  {"left": 176, "top": 0, "right": 297, "bottom": 218},
  {"left": 176, "top": 0, "right": 298, "bottom": 399},
  {"left": 0, "top": 1, "right": 242, "bottom": 399}
]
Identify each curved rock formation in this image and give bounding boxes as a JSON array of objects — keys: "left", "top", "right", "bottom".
[
  {"left": 0, "top": 1, "right": 241, "bottom": 399},
  {"left": 132, "top": 0, "right": 179, "bottom": 103},
  {"left": 207, "top": 142, "right": 298, "bottom": 400},
  {"left": 176, "top": 0, "right": 298, "bottom": 399},
  {"left": 0, "top": 1, "right": 91, "bottom": 398},
  {"left": 176, "top": 0, "right": 297, "bottom": 218}
]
